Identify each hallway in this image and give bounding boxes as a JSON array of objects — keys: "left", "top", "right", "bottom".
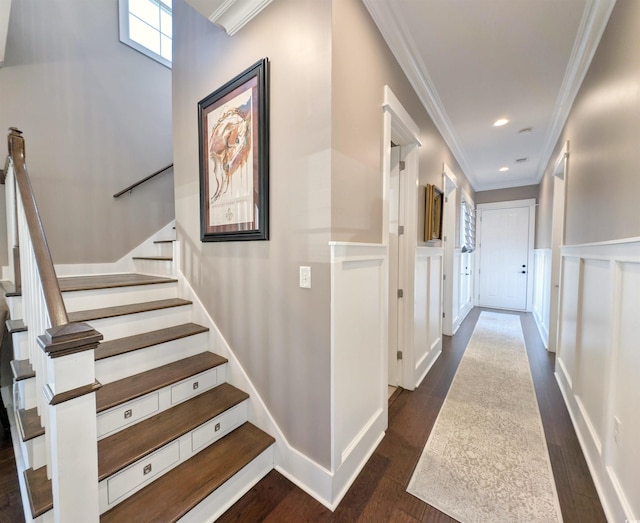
[{"left": 218, "top": 308, "right": 605, "bottom": 522}]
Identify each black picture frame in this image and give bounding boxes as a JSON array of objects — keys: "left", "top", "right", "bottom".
[{"left": 198, "top": 58, "right": 269, "bottom": 241}]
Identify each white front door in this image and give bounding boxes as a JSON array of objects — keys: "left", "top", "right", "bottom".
[{"left": 478, "top": 205, "right": 531, "bottom": 310}]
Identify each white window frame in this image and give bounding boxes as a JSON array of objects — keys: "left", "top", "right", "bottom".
[{"left": 118, "top": 0, "right": 172, "bottom": 69}]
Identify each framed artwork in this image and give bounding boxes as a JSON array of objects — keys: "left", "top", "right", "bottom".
[
  {"left": 425, "top": 184, "right": 443, "bottom": 241},
  {"left": 198, "top": 58, "right": 269, "bottom": 241}
]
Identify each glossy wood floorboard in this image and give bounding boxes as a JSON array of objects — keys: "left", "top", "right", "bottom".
[
  {"left": 0, "top": 309, "right": 605, "bottom": 522},
  {"left": 0, "top": 432, "right": 25, "bottom": 523},
  {"left": 218, "top": 309, "right": 606, "bottom": 523}
]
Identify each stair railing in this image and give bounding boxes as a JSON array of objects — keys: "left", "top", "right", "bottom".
[{"left": 5, "top": 128, "right": 103, "bottom": 522}]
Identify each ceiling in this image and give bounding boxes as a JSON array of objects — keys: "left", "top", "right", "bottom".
[{"left": 363, "top": 0, "right": 616, "bottom": 192}]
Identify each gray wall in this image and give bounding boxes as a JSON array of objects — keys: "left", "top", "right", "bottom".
[
  {"left": 172, "top": 0, "right": 474, "bottom": 468},
  {"left": 537, "top": 0, "right": 640, "bottom": 248},
  {"left": 173, "top": 0, "right": 333, "bottom": 467},
  {"left": 331, "top": 0, "right": 473, "bottom": 244},
  {"left": 0, "top": 0, "right": 173, "bottom": 264},
  {"left": 475, "top": 185, "right": 538, "bottom": 205}
]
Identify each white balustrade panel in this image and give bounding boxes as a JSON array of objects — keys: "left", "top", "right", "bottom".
[{"left": 16, "top": 181, "right": 54, "bottom": 475}]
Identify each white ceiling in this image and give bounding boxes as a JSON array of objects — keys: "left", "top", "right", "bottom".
[{"left": 363, "top": 0, "right": 616, "bottom": 192}]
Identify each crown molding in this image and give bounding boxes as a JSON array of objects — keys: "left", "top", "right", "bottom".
[
  {"left": 185, "top": 0, "right": 273, "bottom": 35},
  {"left": 363, "top": 0, "right": 479, "bottom": 189},
  {"left": 363, "top": 0, "right": 616, "bottom": 193},
  {"left": 533, "top": 0, "right": 616, "bottom": 184}
]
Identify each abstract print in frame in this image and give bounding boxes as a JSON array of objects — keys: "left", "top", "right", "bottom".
[{"left": 198, "top": 58, "right": 269, "bottom": 241}]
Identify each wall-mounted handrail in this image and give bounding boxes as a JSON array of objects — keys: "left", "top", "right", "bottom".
[
  {"left": 113, "top": 163, "right": 173, "bottom": 198},
  {"left": 7, "top": 127, "right": 69, "bottom": 326}
]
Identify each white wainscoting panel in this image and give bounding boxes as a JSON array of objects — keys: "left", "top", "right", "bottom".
[
  {"left": 532, "top": 249, "right": 551, "bottom": 347},
  {"left": 575, "top": 259, "right": 611, "bottom": 453},
  {"left": 330, "top": 242, "right": 387, "bottom": 500},
  {"left": 414, "top": 247, "right": 443, "bottom": 387},
  {"left": 557, "top": 256, "right": 580, "bottom": 389},
  {"left": 612, "top": 262, "right": 640, "bottom": 518},
  {"left": 556, "top": 239, "right": 640, "bottom": 522}
]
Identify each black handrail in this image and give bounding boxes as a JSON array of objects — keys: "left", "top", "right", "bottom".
[{"left": 113, "top": 163, "right": 173, "bottom": 198}]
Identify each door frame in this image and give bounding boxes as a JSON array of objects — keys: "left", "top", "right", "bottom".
[
  {"left": 474, "top": 198, "right": 536, "bottom": 311},
  {"left": 441, "top": 164, "right": 458, "bottom": 336},
  {"left": 382, "top": 86, "right": 421, "bottom": 392},
  {"left": 548, "top": 142, "right": 569, "bottom": 352}
]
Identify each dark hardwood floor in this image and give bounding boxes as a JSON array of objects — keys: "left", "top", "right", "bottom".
[
  {"left": 0, "top": 431, "right": 24, "bottom": 523},
  {"left": 0, "top": 308, "right": 605, "bottom": 522},
  {"left": 218, "top": 308, "right": 606, "bottom": 523}
]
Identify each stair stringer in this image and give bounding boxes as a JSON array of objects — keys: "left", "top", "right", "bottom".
[{"left": 176, "top": 263, "right": 345, "bottom": 511}]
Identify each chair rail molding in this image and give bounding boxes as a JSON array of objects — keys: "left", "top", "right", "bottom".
[{"left": 184, "top": 0, "right": 273, "bottom": 35}]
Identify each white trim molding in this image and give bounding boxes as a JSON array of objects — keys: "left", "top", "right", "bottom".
[
  {"left": 184, "top": 0, "right": 273, "bottom": 35},
  {"left": 0, "top": 0, "right": 10, "bottom": 67},
  {"left": 555, "top": 238, "right": 640, "bottom": 523},
  {"left": 363, "top": 0, "right": 615, "bottom": 191},
  {"left": 532, "top": 248, "right": 552, "bottom": 348}
]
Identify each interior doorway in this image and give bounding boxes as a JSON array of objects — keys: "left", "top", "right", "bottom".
[
  {"left": 548, "top": 143, "right": 568, "bottom": 352},
  {"left": 388, "top": 144, "right": 402, "bottom": 387},
  {"left": 477, "top": 200, "right": 535, "bottom": 311},
  {"left": 442, "top": 164, "right": 458, "bottom": 336},
  {"left": 382, "top": 85, "right": 421, "bottom": 394}
]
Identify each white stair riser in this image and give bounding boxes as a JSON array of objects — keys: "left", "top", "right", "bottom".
[
  {"left": 15, "top": 379, "right": 36, "bottom": 410},
  {"left": 11, "top": 331, "right": 29, "bottom": 360},
  {"left": 20, "top": 434, "right": 47, "bottom": 471},
  {"left": 62, "top": 282, "right": 178, "bottom": 313},
  {"left": 97, "top": 364, "right": 228, "bottom": 440},
  {"left": 5, "top": 295, "right": 22, "bottom": 320},
  {"left": 84, "top": 305, "right": 193, "bottom": 341},
  {"left": 95, "top": 332, "right": 210, "bottom": 383},
  {"left": 154, "top": 243, "right": 174, "bottom": 257},
  {"left": 98, "top": 401, "right": 248, "bottom": 514},
  {"left": 132, "top": 259, "right": 174, "bottom": 277},
  {"left": 178, "top": 447, "right": 274, "bottom": 523}
]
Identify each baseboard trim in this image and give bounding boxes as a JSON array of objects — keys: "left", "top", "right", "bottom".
[{"left": 555, "top": 370, "right": 630, "bottom": 522}]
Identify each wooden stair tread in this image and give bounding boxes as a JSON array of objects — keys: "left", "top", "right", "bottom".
[
  {"left": 100, "top": 422, "right": 274, "bottom": 523},
  {"left": 153, "top": 240, "right": 175, "bottom": 244},
  {"left": 96, "top": 352, "right": 228, "bottom": 412},
  {"left": 98, "top": 383, "right": 249, "bottom": 480},
  {"left": 11, "top": 359, "right": 35, "bottom": 381},
  {"left": 57, "top": 273, "right": 177, "bottom": 292},
  {"left": 95, "top": 322, "right": 209, "bottom": 361},
  {"left": 24, "top": 466, "right": 53, "bottom": 518},
  {"left": 131, "top": 256, "right": 173, "bottom": 261},
  {"left": 18, "top": 408, "right": 44, "bottom": 441},
  {"left": 6, "top": 319, "right": 27, "bottom": 333},
  {"left": 68, "top": 298, "right": 191, "bottom": 323}
]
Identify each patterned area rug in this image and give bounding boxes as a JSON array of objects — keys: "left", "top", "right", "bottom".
[{"left": 407, "top": 312, "right": 563, "bottom": 522}]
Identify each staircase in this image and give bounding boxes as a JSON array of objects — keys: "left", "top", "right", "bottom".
[{"left": 6, "top": 243, "right": 275, "bottom": 521}]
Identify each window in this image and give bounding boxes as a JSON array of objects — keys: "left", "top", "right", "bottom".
[
  {"left": 460, "top": 197, "right": 476, "bottom": 253},
  {"left": 119, "top": 0, "right": 172, "bottom": 68}
]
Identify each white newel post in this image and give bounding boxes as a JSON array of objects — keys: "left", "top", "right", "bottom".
[{"left": 39, "top": 323, "right": 103, "bottom": 523}]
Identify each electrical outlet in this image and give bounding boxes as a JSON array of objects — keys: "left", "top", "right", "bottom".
[
  {"left": 614, "top": 416, "right": 621, "bottom": 445},
  {"left": 299, "top": 266, "right": 311, "bottom": 288}
]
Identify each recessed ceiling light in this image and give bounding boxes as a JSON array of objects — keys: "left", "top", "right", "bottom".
[
  {"left": 493, "top": 118, "right": 509, "bottom": 127},
  {"left": 499, "top": 167, "right": 509, "bottom": 172}
]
